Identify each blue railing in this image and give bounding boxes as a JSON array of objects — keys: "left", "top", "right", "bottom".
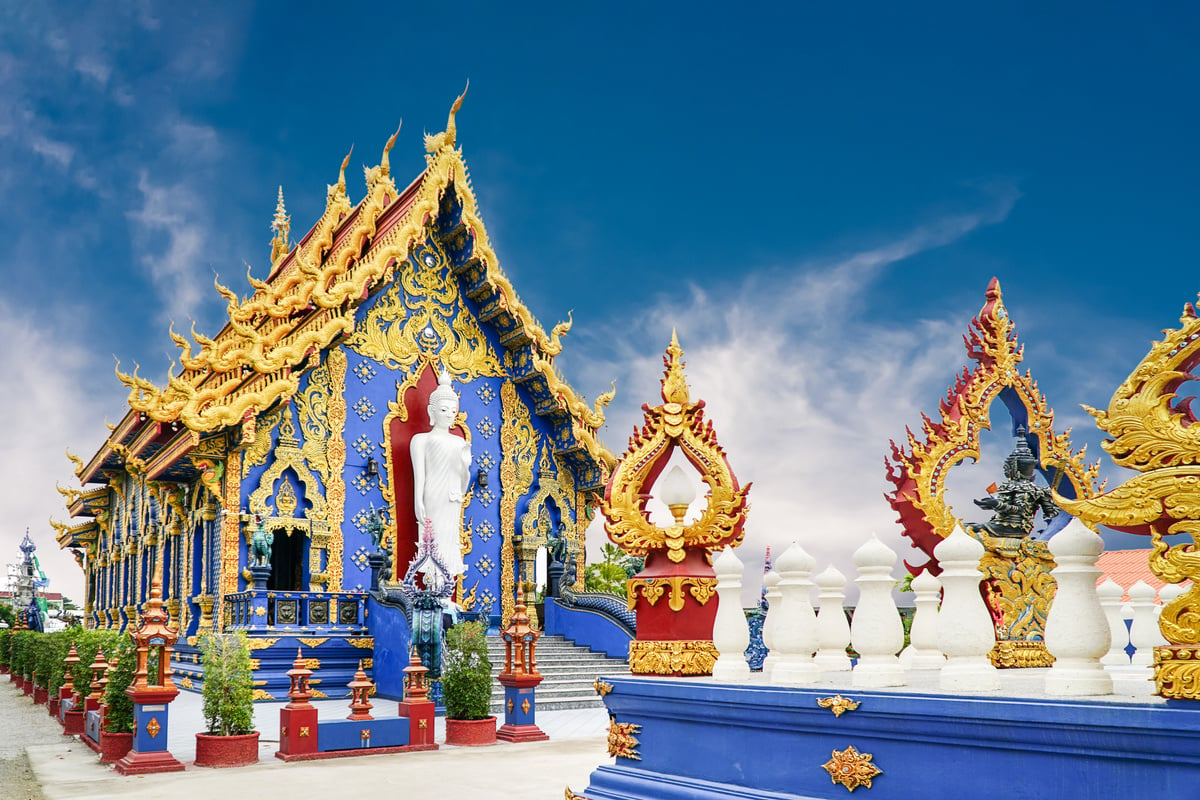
[{"left": 224, "top": 590, "right": 368, "bottom": 633}]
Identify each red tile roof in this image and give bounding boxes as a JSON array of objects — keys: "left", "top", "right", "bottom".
[{"left": 1096, "top": 549, "right": 1190, "bottom": 602}]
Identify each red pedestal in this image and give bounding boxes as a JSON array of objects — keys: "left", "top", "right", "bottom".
[
  {"left": 48, "top": 698, "right": 60, "bottom": 717},
  {"left": 396, "top": 699, "right": 437, "bottom": 748},
  {"left": 116, "top": 749, "right": 187, "bottom": 774},
  {"left": 631, "top": 550, "right": 719, "bottom": 640},
  {"left": 278, "top": 705, "right": 319, "bottom": 758},
  {"left": 63, "top": 709, "right": 85, "bottom": 736},
  {"left": 100, "top": 731, "right": 133, "bottom": 764},
  {"left": 496, "top": 674, "right": 548, "bottom": 743},
  {"left": 33, "top": 686, "right": 48, "bottom": 705}
]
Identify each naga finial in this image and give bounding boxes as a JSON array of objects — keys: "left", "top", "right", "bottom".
[
  {"left": 661, "top": 329, "right": 690, "bottom": 405},
  {"left": 65, "top": 448, "right": 84, "bottom": 478},
  {"left": 424, "top": 81, "right": 469, "bottom": 154},
  {"left": 334, "top": 145, "right": 353, "bottom": 196},
  {"left": 380, "top": 123, "right": 401, "bottom": 176}
]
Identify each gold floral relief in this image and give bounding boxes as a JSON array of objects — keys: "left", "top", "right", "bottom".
[
  {"left": 822, "top": 745, "right": 881, "bottom": 792},
  {"left": 500, "top": 380, "right": 537, "bottom": 626},
  {"left": 606, "top": 718, "right": 642, "bottom": 761},
  {"left": 627, "top": 640, "right": 718, "bottom": 676}
]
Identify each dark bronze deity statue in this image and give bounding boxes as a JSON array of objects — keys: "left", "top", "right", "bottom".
[{"left": 969, "top": 426, "right": 1059, "bottom": 538}]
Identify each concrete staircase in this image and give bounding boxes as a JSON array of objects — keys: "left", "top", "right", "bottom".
[{"left": 487, "top": 634, "right": 628, "bottom": 713}]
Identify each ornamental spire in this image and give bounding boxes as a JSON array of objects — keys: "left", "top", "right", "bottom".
[
  {"left": 660, "top": 329, "right": 690, "bottom": 405},
  {"left": 270, "top": 186, "right": 291, "bottom": 266}
]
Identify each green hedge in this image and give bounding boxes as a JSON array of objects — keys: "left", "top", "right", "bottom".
[
  {"left": 103, "top": 637, "right": 137, "bottom": 733},
  {"left": 0, "top": 628, "right": 10, "bottom": 668},
  {"left": 67, "top": 630, "right": 123, "bottom": 699}
]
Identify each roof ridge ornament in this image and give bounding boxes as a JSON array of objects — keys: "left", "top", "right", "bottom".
[
  {"left": 424, "top": 81, "right": 469, "bottom": 154},
  {"left": 270, "top": 186, "right": 291, "bottom": 266}
]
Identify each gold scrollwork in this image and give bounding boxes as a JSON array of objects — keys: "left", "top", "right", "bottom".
[
  {"left": 606, "top": 717, "right": 642, "bottom": 761},
  {"left": 627, "top": 577, "right": 718, "bottom": 613},
  {"left": 593, "top": 679, "right": 613, "bottom": 697},
  {"left": 627, "top": 639, "right": 718, "bottom": 676},
  {"left": 816, "top": 696, "right": 861, "bottom": 717},
  {"left": 296, "top": 638, "right": 328, "bottom": 648},
  {"left": 822, "top": 745, "right": 881, "bottom": 792},
  {"left": 602, "top": 332, "right": 750, "bottom": 563},
  {"left": 989, "top": 640, "right": 1054, "bottom": 669},
  {"left": 246, "top": 638, "right": 280, "bottom": 651},
  {"left": 347, "top": 638, "right": 375, "bottom": 649}
]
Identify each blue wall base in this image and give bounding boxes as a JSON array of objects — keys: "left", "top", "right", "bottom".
[{"left": 580, "top": 676, "right": 1200, "bottom": 800}]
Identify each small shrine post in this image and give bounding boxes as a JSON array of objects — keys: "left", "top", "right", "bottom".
[
  {"left": 496, "top": 601, "right": 548, "bottom": 742},
  {"left": 115, "top": 544, "right": 186, "bottom": 775}
]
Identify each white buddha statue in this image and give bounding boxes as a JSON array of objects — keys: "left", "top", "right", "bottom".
[{"left": 410, "top": 369, "right": 471, "bottom": 585}]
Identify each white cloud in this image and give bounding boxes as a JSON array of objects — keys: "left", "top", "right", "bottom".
[
  {"left": 577, "top": 193, "right": 1020, "bottom": 605},
  {"left": 74, "top": 54, "right": 111, "bottom": 86},
  {"left": 126, "top": 171, "right": 213, "bottom": 325},
  {"left": 29, "top": 134, "right": 74, "bottom": 168},
  {"left": 0, "top": 297, "right": 118, "bottom": 605}
]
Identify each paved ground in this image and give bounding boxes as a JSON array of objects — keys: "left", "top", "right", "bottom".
[{"left": 0, "top": 678, "right": 613, "bottom": 800}]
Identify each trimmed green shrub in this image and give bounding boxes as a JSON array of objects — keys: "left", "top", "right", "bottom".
[
  {"left": 103, "top": 637, "right": 137, "bottom": 733},
  {"left": 200, "top": 632, "right": 254, "bottom": 736},
  {"left": 67, "top": 630, "right": 122, "bottom": 699},
  {"left": 0, "top": 628, "right": 11, "bottom": 668},
  {"left": 442, "top": 621, "right": 493, "bottom": 720},
  {"left": 36, "top": 630, "right": 75, "bottom": 692}
]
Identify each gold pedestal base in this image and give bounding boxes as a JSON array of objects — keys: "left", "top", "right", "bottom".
[
  {"left": 989, "top": 640, "right": 1055, "bottom": 669},
  {"left": 1155, "top": 645, "right": 1200, "bottom": 700},
  {"left": 628, "top": 640, "right": 718, "bottom": 676}
]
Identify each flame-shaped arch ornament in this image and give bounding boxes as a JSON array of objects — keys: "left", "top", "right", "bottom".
[
  {"left": 885, "top": 278, "right": 1102, "bottom": 573},
  {"left": 601, "top": 332, "right": 750, "bottom": 676}
]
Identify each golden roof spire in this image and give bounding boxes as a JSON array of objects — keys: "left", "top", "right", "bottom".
[{"left": 270, "top": 186, "right": 291, "bottom": 266}]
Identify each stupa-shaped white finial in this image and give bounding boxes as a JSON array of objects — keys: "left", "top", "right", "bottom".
[
  {"left": 1044, "top": 520, "right": 1112, "bottom": 697},
  {"left": 902, "top": 569, "right": 945, "bottom": 670},
  {"left": 934, "top": 525, "right": 998, "bottom": 692},
  {"left": 851, "top": 534, "right": 906, "bottom": 688},
  {"left": 711, "top": 547, "right": 751, "bottom": 682},
  {"left": 813, "top": 565, "right": 852, "bottom": 672},
  {"left": 769, "top": 542, "right": 820, "bottom": 685}
]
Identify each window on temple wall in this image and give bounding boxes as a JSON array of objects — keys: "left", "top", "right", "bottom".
[{"left": 268, "top": 528, "right": 308, "bottom": 592}]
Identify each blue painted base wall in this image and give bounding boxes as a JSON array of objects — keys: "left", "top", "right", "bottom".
[
  {"left": 544, "top": 600, "right": 631, "bottom": 660},
  {"left": 582, "top": 677, "right": 1200, "bottom": 800},
  {"left": 366, "top": 596, "right": 412, "bottom": 700}
]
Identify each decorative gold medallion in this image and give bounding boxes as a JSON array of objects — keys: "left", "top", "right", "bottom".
[
  {"left": 146, "top": 717, "right": 160, "bottom": 738},
  {"left": 817, "top": 695, "right": 861, "bottom": 717},
  {"left": 607, "top": 718, "right": 642, "bottom": 761},
  {"left": 507, "top": 698, "right": 514, "bottom": 713},
  {"left": 822, "top": 745, "right": 881, "bottom": 792},
  {"left": 299, "top": 726, "right": 310, "bottom": 737},
  {"left": 521, "top": 698, "right": 531, "bottom": 714}
]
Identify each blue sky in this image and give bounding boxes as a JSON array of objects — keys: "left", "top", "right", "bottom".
[{"left": 2, "top": 3, "right": 1198, "bottom": 600}]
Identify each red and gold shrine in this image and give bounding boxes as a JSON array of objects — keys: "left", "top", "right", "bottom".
[{"left": 602, "top": 332, "right": 750, "bottom": 676}]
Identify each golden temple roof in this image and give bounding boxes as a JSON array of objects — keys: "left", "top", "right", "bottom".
[{"left": 81, "top": 91, "right": 612, "bottom": 484}]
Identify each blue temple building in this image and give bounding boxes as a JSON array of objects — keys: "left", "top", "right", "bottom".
[{"left": 53, "top": 95, "right": 617, "bottom": 698}]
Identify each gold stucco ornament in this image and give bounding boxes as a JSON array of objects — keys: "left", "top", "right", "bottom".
[
  {"left": 822, "top": 745, "right": 881, "bottom": 792},
  {"left": 602, "top": 331, "right": 750, "bottom": 563},
  {"left": 1056, "top": 296, "right": 1200, "bottom": 699}
]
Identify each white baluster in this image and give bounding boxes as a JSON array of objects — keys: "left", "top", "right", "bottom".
[
  {"left": 1096, "top": 579, "right": 1130, "bottom": 667},
  {"left": 761, "top": 569, "right": 783, "bottom": 675},
  {"left": 903, "top": 570, "right": 945, "bottom": 670},
  {"left": 813, "top": 566, "right": 852, "bottom": 672},
  {"left": 934, "top": 526, "right": 998, "bottom": 691},
  {"left": 850, "top": 534, "right": 906, "bottom": 688},
  {"left": 769, "top": 543, "right": 820, "bottom": 685},
  {"left": 1128, "top": 581, "right": 1160, "bottom": 667},
  {"left": 1044, "top": 520, "right": 1112, "bottom": 696},
  {"left": 711, "top": 546, "right": 751, "bottom": 682}
]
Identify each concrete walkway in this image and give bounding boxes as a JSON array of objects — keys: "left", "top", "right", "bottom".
[{"left": 0, "top": 680, "right": 612, "bottom": 800}]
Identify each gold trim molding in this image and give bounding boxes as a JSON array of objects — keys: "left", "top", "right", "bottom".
[{"left": 628, "top": 639, "right": 718, "bottom": 676}]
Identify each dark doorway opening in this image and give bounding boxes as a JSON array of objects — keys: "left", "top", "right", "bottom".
[{"left": 268, "top": 528, "right": 306, "bottom": 591}]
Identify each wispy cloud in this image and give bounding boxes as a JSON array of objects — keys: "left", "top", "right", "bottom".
[
  {"left": 573, "top": 191, "right": 1020, "bottom": 602},
  {"left": 127, "top": 171, "right": 213, "bottom": 326},
  {"left": 28, "top": 133, "right": 74, "bottom": 168}
]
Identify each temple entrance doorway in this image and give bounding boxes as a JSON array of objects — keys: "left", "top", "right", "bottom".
[{"left": 268, "top": 528, "right": 307, "bottom": 591}]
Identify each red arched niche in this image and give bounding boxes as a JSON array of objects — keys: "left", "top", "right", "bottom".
[{"left": 388, "top": 364, "right": 468, "bottom": 582}]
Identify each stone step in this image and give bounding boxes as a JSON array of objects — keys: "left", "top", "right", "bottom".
[{"left": 484, "top": 634, "right": 625, "bottom": 712}]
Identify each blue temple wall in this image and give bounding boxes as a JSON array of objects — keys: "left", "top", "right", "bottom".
[
  {"left": 581, "top": 676, "right": 1200, "bottom": 800},
  {"left": 544, "top": 599, "right": 631, "bottom": 660},
  {"left": 365, "top": 595, "right": 412, "bottom": 699}
]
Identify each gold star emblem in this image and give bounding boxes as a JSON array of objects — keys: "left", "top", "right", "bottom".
[
  {"left": 823, "top": 745, "right": 881, "bottom": 792},
  {"left": 300, "top": 726, "right": 310, "bottom": 737},
  {"left": 145, "top": 717, "right": 160, "bottom": 738},
  {"left": 419, "top": 720, "right": 427, "bottom": 729}
]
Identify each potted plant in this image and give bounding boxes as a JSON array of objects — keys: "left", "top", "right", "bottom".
[
  {"left": 31, "top": 634, "right": 51, "bottom": 704},
  {"left": 442, "top": 620, "right": 496, "bottom": 746},
  {"left": 195, "top": 631, "right": 259, "bottom": 767},
  {"left": 40, "top": 630, "right": 73, "bottom": 717},
  {"left": 0, "top": 628, "right": 11, "bottom": 676},
  {"left": 99, "top": 637, "right": 135, "bottom": 764}
]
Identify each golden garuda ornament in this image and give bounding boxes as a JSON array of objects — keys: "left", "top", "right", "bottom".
[
  {"left": 602, "top": 332, "right": 750, "bottom": 676},
  {"left": 1056, "top": 296, "right": 1200, "bottom": 699}
]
